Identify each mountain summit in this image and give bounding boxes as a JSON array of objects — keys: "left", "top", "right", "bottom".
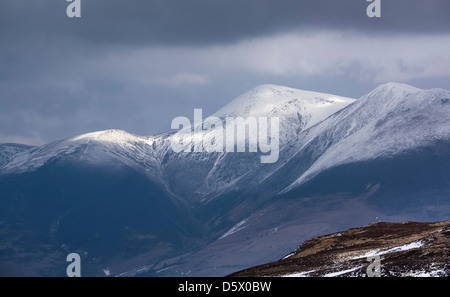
[{"left": 213, "top": 84, "right": 355, "bottom": 133}]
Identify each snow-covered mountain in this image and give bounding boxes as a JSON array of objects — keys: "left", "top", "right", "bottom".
[
  {"left": 0, "top": 84, "right": 356, "bottom": 199},
  {"left": 162, "top": 84, "right": 355, "bottom": 198},
  {"left": 1, "top": 82, "right": 450, "bottom": 277},
  {"left": 283, "top": 82, "right": 450, "bottom": 191}
]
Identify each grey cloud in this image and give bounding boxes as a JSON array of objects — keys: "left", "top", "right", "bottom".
[
  {"left": 1, "top": 0, "right": 450, "bottom": 47},
  {"left": 1, "top": 0, "right": 450, "bottom": 145}
]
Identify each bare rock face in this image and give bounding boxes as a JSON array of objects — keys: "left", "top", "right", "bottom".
[{"left": 229, "top": 220, "right": 450, "bottom": 277}]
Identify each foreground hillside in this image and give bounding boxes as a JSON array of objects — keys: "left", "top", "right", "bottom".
[{"left": 230, "top": 220, "right": 450, "bottom": 277}]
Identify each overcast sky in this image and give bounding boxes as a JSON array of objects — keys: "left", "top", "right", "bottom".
[{"left": 1, "top": 0, "right": 450, "bottom": 145}]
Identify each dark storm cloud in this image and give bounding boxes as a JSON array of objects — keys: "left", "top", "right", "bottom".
[
  {"left": 1, "top": 0, "right": 450, "bottom": 46},
  {"left": 1, "top": 0, "right": 450, "bottom": 145}
]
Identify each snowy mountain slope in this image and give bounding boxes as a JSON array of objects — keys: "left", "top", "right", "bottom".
[
  {"left": 212, "top": 84, "right": 356, "bottom": 142},
  {"left": 160, "top": 84, "right": 355, "bottom": 198},
  {"left": 0, "top": 132, "right": 204, "bottom": 277},
  {"left": 0, "top": 143, "right": 34, "bottom": 168},
  {"left": 0, "top": 130, "right": 171, "bottom": 186},
  {"left": 282, "top": 83, "right": 450, "bottom": 192}
]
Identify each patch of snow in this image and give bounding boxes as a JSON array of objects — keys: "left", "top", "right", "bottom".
[
  {"left": 71, "top": 129, "right": 152, "bottom": 146},
  {"left": 282, "top": 270, "right": 316, "bottom": 277},
  {"left": 383, "top": 240, "right": 425, "bottom": 253},
  {"left": 282, "top": 252, "right": 295, "bottom": 260},
  {"left": 219, "top": 219, "right": 248, "bottom": 240},
  {"left": 323, "top": 266, "right": 363, "bottom": 277},
  {"left": 353, "top": 240, "right": 425, "bottom": 259},
  {"left": 404, "top": 269, "right": 445, "bottom": 277}
]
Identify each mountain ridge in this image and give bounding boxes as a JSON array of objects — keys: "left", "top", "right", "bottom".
[
  {"left": 1, "top": 82, "right": 450, "bottom": 276},
  {"left": 1, "top": 83, "right": 357, "bottom": 200},
  {"left": 281, "top": 82, "right": 450, "bottom": 191}
]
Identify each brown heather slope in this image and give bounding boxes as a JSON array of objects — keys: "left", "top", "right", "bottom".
[{"left": 229, "top": 220, "right": 450, "bottom": 277}]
